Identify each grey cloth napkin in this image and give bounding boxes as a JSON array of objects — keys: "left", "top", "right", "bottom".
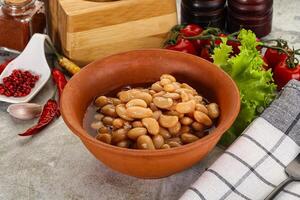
[{"left": 180, "top": 80, "right": 300, "bottom": 200}]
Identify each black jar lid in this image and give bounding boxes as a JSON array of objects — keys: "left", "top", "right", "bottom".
[
  {"left": 228, "top": 0, "right": 273, "bottom": 16},
  {"left": 181, "top": 0, "right": 226, "bottom": 12},
  {"left": 228, "top": 0, "right": 271, "bottom": 5},
  {"left": 227, "top": 16, "right": 272, "bottom": 38},
  {"left": 182, "top": 14, "right": 225, "bottom": 29},
  {"left": 182, "top": 12, "right": 226, "bottom": 23},
  {"left": 181, "top": 5, "right": 225, "bottom": 19},
  {"left": 228, "top": 8, "right": 273, "bottom": 25}
]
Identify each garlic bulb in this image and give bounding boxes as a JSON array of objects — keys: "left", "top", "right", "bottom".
[{"left": 7, "top": 103, "right": 42, "bottom": 120}]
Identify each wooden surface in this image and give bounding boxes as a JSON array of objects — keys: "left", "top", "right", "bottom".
[{"left": 49, "top": 0, "right": 178, "bottom": 65}]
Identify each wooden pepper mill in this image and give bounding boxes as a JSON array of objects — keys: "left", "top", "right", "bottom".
[
  {"left": 227, "top": 0, "right": 273, "bottom": 37},
  {"left": 181, "top": 0, "right": 226, "bottom": 29}
]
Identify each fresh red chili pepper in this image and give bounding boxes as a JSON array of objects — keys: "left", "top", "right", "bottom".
[
  {"left": 0, "top": 58, "right": 13, "bottom": 74},
  {"left": 200, "top": 47, "right": 213, "bottom": 62},
  {"left": 19, "top": 97, "right": 60, "bottom": 136},
  {"left": 52, "top": 68, "right": 67, "bottom": 99},
  {"left": 273, "top": 58, "right": 300, "bottom": 90},
  {"left": 264, "top": 48, "right": 288, "bottom": 69},
  {"left": 165, "top": 38, "right": 197, "bottom": 55},
  {"left": 180, "top": 24, "right": 203, "bottom": 37}
]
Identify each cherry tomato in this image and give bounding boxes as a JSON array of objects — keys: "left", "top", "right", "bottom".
[
  {"left": 190, "top": 39, "right": 203, "bottom": 52},
  {"left": 180, "top": 24, "right": 204, "bottom": 54},
  {"left": 200, "top": 47, "right": 213, "bottom": 62},
  {"left": 180, "top": 24, "right": 203, "bottom": 37},
  {"left": 227, "top": 40, "right": 240, "bottom": 55},
  {"left": 190, "top": 39, "right": 212, "bottom": 55},
  {"left": 215, "top": 33, "right": 227, "bottom": 46},
  {"left": 165, "top": 38, "right": 197, "bottom": 55},
  {"left": 264, "top": 48, "right": 288, "bottom": 69},
  {"left": 214, "top": 34, "right": 241, "bottom": 55},
  {"left": 273, "top": 59, "right": 300, "bottom": 90}
]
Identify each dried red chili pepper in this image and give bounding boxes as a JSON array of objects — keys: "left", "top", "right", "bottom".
[
  {"left": 18, "top": 96, "right": 60, "bottom": 136},
  {"left": 52, "top": 68, "right": 67, "bottom": 99},
  {"left": 0, "top": 58, "right": 13, "bottom": 74}
]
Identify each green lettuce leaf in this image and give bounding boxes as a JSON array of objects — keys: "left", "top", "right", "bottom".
[{"left": 213, "top": 29, "right": 277, "bottom": 146}]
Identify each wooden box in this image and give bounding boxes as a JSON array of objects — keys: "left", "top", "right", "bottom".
[{"left": 49, "top": 0, "right": 178, "bottom": 66}]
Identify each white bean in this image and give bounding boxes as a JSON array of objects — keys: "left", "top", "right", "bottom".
[
  {"left": 153, "top": 97, "right": 173, "bottom": 109},
  {"left": 137, "top": 135, "right": 155, "bottom": 150},
  {"left": 91, "top": 121, "right": 104, "bottom": 130},
  {"left": 127, "top": 127, "right": 147, "bottom": 140},
  {"left": 181, "top": 133, "right": 199, "bottom": 144},
  {"left": 194, "top": 111, "right": 213, "bottom": 126},
  {"left": 176, "top": 100, "right": 196, "bottom": 114},
  {"left": 126, "top": 99, "right": 147, "bottom": 108},
  {"left": 163, "top": 84, "right": 176, "bottom": 92},
  {"left": 168, "top": 122, "right": 181, "bottom": 136},
  {"left": 116, "top": 104, "right": 134, "bottom": 121},
  {"left": 160, "top": 78, "right": 172, "bottom": 86},
  {"left": 195, "top": 103, "right": 208, "bottom": 114},
  {"left": 151, "top": 82, "right": 163, "bottom": 92},
  {"left": 207, "top": 103, "right": 220, "bottom": 119},
  {"left": 95, "top": 96, "right": 109, "bottom": 107},
  {"left": 126, "top": 106, "right": 153, "bottom": 119},
  {"left": 142, "top": 118, "right": 160, "bottom": 135},
  {"left": 119, "top": 89, "right": 152, "bottom": 104},
  {"left": 160, "top": 74, "right": 176, "bottom": 82},
  {"left": 163, "top": 92, "right": 181, "bottom": 100},
  {"left": 159, "top": 114, "right": 178, "bottom": 128}
]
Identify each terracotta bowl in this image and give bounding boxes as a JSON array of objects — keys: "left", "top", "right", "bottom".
[{"left": 61, "top": 49, "right": 240, "bottom": 178}]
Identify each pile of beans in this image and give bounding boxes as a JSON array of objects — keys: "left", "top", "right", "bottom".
[{"left": 91, "top": 74, "right": 219, "bottom": 150}]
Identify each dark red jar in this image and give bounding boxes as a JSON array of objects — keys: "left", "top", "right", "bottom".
[
  {"left": 0, "top": 0, "right": 46, "bottom": 51},
  {"left": 227, "top": 0, "right": 273, "bottom": 37},
  {"left": 181, "top": 0, "right": 226, "bottom": 30}
]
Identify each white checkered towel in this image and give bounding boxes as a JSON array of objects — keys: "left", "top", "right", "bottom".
[{"left": 180, "top": 80, "right": 300, "bottom": 200}]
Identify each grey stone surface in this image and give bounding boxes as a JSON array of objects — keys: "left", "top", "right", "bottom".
[{"left": 0, "top": 0, "right": 299, "bottom": 199}]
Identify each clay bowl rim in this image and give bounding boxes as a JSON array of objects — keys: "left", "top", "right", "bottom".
[{"left": 61, "top": 49, "right": 240, "bottom": 156}]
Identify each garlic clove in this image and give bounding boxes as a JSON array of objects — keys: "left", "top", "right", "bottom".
[{"left": 7, "top": 103, "right": 42, "bottom": 120}]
